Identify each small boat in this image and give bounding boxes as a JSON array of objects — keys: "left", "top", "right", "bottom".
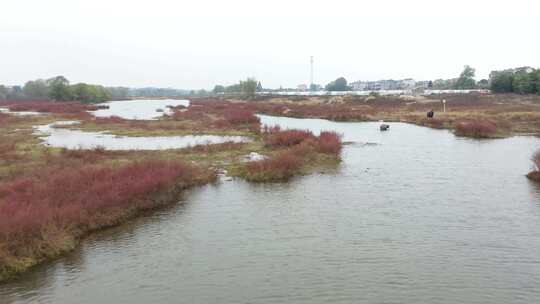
[{"left": 380, "top": 124, "right": 390, "bottom": 131}]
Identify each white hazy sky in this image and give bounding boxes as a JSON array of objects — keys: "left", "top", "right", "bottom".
[{"left": 1, "top": 0, "right": 539, "bottom": 89}]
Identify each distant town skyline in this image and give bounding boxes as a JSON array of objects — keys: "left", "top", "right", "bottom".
[{"left": 1, "top": 0, "right": 539, "bottom": 89}]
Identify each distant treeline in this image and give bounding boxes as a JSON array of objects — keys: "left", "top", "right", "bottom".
[
  {"left": 0, "top": 76, "right": 190, "bottom": 103},
  {"left": 489, "top": 68, "right": 540, "bottom": 94},
  {"left": 212, "top": 78, "right": 262, "bottom": 97},
  {"left": 405, "top": 66, "right": 539, "bottom": 94}
]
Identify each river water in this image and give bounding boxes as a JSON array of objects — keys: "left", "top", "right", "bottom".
[
  {"left": 34, "top": 121, "right": 249, "bottom": 150},
  {"left": 90, "top": 99, "right": 190, "bottom": 120},
  {"left": 2, "top": 115, "right": 540, "bottom": 303},
  {"left": 32, "top": 98, "right": 247, "bottom": 150}
]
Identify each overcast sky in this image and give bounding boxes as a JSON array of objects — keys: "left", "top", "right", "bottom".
[{"left": 1, "top": 0, "right": 539, "bottom": 89}]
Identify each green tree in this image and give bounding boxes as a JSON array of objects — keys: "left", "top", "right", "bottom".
[
  {"left": 454, "top": 65, "right": 476, "bottom": 89},
  {"left": 212, "top": 85, "right": 225, "bottom": 93},
  {"left": 477, "top": 79, "right": 489, "bottom": 89},
  {"left": 0, "top": 85, "right": 7, "bottom": 100},
  {"left": 107, "top": 87, "right": 130, "bottom": 100},
  {"left": 225, "top": 83, "right": 242, "bottom": 93},
  {"left": 47, "top": 76, "right": 72, "bottom": 101},
  {"left": 325, "top": 77, "right": 349, "bottom": 91},
  {"left": 71, "top": 83, "right": 92, "bottom": 102},
  {"left": 490, "top": 71, "right": 514, "bottom": 93},
  {"left": 23, "top": 79, "right": 50, "bottom": 99},
  {"left": 8, "top": 86, "right": 25, "bottom": 99},
  {"left": 70, "top": 83, "right": 111, "bottom": 103},
  {"left": 240, "top": 77, "right": 258, "bottom": 97},
  {"left": 512, "top": 71, "right": 535, "bottom": 94},
  {"left": 531, "top": 69, "right": 540, "bottom": 93}
]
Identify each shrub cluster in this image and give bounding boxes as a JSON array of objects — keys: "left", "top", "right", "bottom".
[
  {"left": 527, "top": 150, "right": 540, "bottom": 182},
  {"left": 246, "top": 151, "right": 302, "bottom": 181},
  {"left": 223, "top": 109, "right": 260, "bottom": 125},
  {"left": 264, "top": 127, "right": 315, "bottom": 147},
  {"left": 421, "top": 117, "right": 446, "bottom": 129},
  {"left": 244, "top": 128, "right": 343, "bottom": 182},
  {"left": 316, "top": 131, "right": 342, "bottom": 155},
  {"left": 454, "top": 120, "right": 497, "bottom": 138},
  {"left": 263, "top": 127, "right": 342, "bottom": 155}
]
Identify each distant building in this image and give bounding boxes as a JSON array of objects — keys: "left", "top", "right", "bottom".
[
  {"left": 350, "top": 78, "right": 417, "bottom": 91},
  {"left": 415, "top": 80, "right": 431, "bottom": 89},
  {"left": 297, "top": 84, "right": 308, "bottom": 91},
  {"left": 309, "top": 84, "right": 322, "bottom": 91},
  {"left": 401, "top": 78, "right": 416, "bottom": 89},
  {"left": 432, "top": 78, "right": 458, "bottom": 90},
  {"left": 350, "top": 81, "right": 368, "bottom": 91}
]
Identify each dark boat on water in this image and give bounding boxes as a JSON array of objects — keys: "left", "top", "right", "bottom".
[{"left": 380, "top": 124, "right": 390, "bottom": 131}]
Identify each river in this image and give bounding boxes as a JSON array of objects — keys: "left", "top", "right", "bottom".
[
  {"left": 91, "top": 99, "right": 190, "bottom": 120},
  {"left": 2, "top": 115, "right": 540, "bottom": 303}
]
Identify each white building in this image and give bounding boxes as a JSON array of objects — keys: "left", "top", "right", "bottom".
[{"left": 350, "top": 78, "right": 417, "bottom": 91}]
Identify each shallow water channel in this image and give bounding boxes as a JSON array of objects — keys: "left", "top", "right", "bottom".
[
  {"left": 2, "top": 115, "right": 540, "bottom": 303},
  {"left": 32, "top": 99, "right": 248, "bottom": 150},
  {"left": 34, "top": 121, "right": 249, "bottom": 151},
  {"left": 90, "top": 99, "right": 190, "bottom": 120}
]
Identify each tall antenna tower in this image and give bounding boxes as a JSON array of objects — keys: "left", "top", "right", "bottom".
[{"left": 310, "top": 56, "right": 314, "bottom": 87}]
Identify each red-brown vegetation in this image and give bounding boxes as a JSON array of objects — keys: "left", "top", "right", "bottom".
[
  {"left": 2, "top": 100, "right": 98, "bottom": 114},
  {"left": 223, "top": 109, "right": 260, "bottom": 125},
  {"left": 246, "top": 150, "right": 302, "bottom": 182},
  {"left": 246, "top": 102, "right": 373, "bottom": 121},
  {"left": 93, "top": 116, "right": 126, "bottom": 124},
  {"left": 421, "top": 118, "right": 447, "bottom": 129},
  {"left": 264, "top": 128, "right": 315, "bottom": 147},
  {"left": 316, "top": 131, "right": 342, "bottom": 155},
  {"left": 0, "top": 112, "right": 31, "bottom": 126},
  {"left": 0, "top": 112, "right": 9, "bottom": 124},
  {"left": 57, "top": 147, "right": 114, "bottom": 163},
  {"left": 527, "top": 150, "right": 540, "bottom": 182},
  {"left": 0, "top": 160, "right": 215, "bottom": 280},
  {"left": 0, "top": 136, "right": 23, "bottom": 162},
  {"left": 169, "top": 98, "right": 260, "bottom": 132},
  {"left": 244, "top": 128, "right": 343, "bottom": 182},
  {"left": 454, "top": 119, "right": 498, "bottom": 138},
  {"left": 171, "top": 109, "right": 206, "bottom": 121},
  {"left": 184, "top": 141, "right": 246, "bottom": 153},
  {"left": 262, "top": 127, "right": 342, "bottom": 156}
]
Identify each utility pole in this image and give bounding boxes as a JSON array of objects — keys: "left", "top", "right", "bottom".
[{"left": 310, "top": 56, "right": 314, "bottom": 89}]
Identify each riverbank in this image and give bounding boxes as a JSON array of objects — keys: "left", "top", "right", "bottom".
[
  {"left": 231, "top": 93, "right": 540, "bottom": 138},
  {"left": 0, "top": 100, "right": 343, "bottom": 281}
]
